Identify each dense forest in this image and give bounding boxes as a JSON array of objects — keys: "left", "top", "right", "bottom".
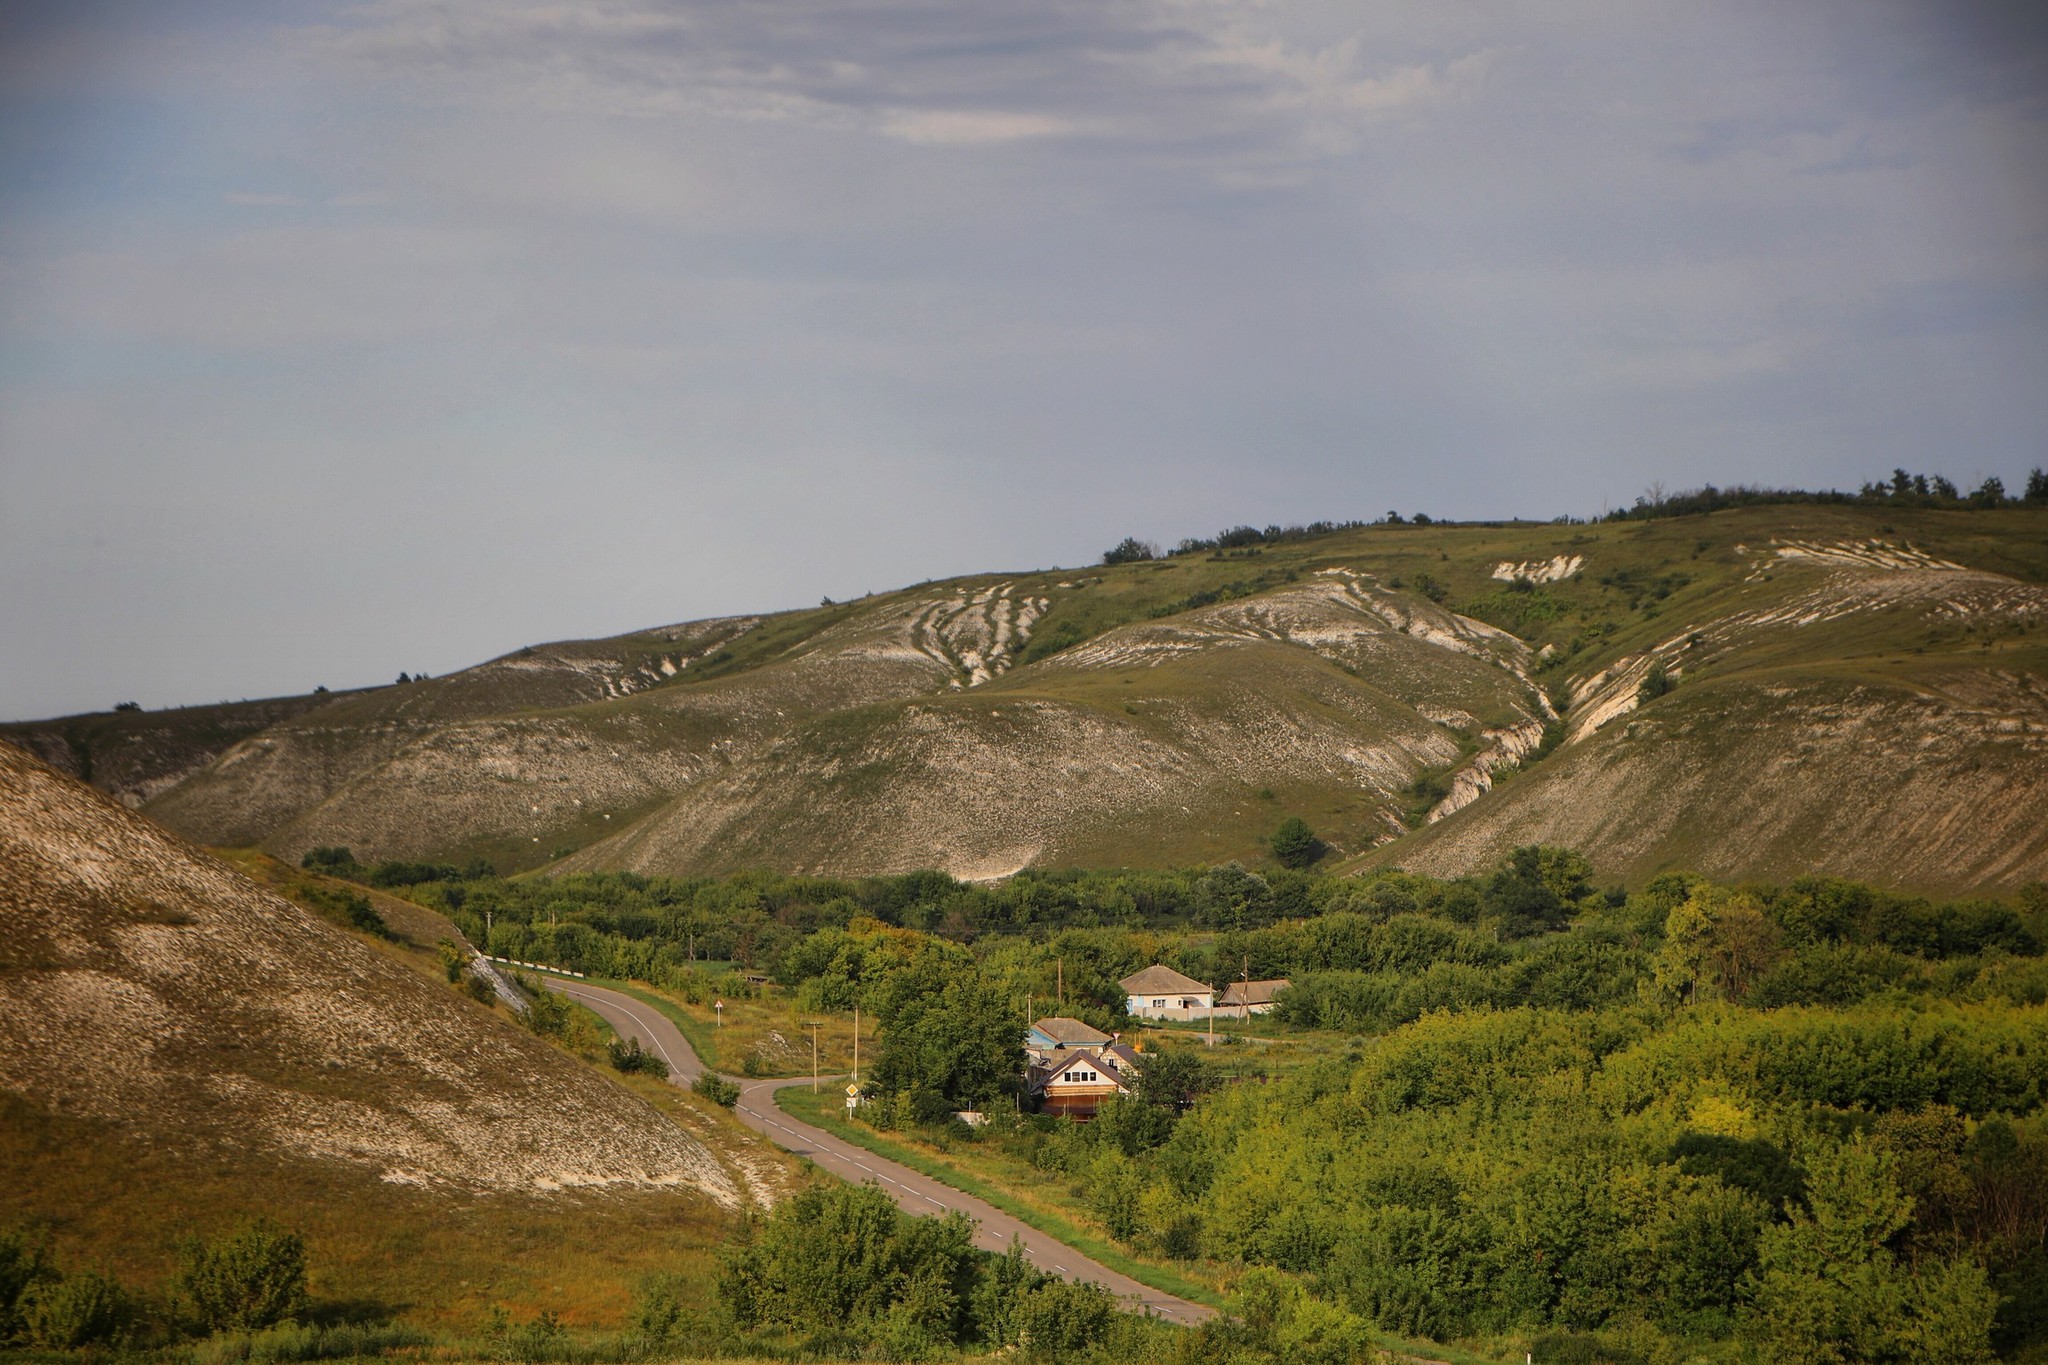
[{"left": 330, "top": 847, "right": 2048, "bottom": 1363}]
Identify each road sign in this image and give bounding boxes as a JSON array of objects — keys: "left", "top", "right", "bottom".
[
  {"left": 846, "top": 1096, "right": 858, "bottom": 1110},
  {"left": 845, "top": 1082, "right": 860, "bottom": 1097}
]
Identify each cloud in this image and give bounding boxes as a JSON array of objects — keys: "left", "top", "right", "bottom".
[
  {"left": 880, "top": 110, "right": 1073, "bottom": 146},
  {"left": 223, "top": 191, "right": 307, "bottom": 207},
  {"left": 297, "top": 0, "right": 1492, "bottom": 174}
]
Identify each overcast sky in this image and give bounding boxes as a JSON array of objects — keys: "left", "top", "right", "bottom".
[{"left": 2, "top": 0, "right": 2044, "bottom": 719}]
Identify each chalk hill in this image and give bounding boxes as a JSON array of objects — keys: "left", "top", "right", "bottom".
[
  {"left": 11, "top": 504, "right": 2047, "bottom": 893},
  {"left": 0, "top": 740, "right": 739, "bottom": 1199}
]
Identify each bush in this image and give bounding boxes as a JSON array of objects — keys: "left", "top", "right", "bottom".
[
  {"left": 21, "top": 1269, "right": 128, "bottom": 1349},
  {"left": 299, "top": 847, "right": 358, "bottom": 875},
  {"left": 1270, "top": 817, "right": 1325, "bottom": 870},
  {"left": 1102, "top": 537, "right": 1158, "bottom": 565},
  {"left": 0, "top": 1227, "right": 51, "bottom": 1340},
  {"left": 693, "top": 1072, "right": 741, "bottom": 1108},
  {"left": 1638, "top": 662, "right": 1672, "bottom": 702},
  {"left": 178, "top": 1220, "right": 309, "bottom": 1334},
  {"left": 463, "top": 970, "right": 499, "bottom": 1006},
  {"left": 608, "top": 1037, "right": 670, "bottom": 1080},
  {"left": 522, "top": 984, "right": 571, "bottom": 1039}
]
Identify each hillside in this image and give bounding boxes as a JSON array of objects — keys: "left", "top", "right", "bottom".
[
  {"left": 20, "top": 503, "right": 2048, "bottom": 893},
  {"left": 0, "top": 741, "right": 789, "bottom": 1325}
]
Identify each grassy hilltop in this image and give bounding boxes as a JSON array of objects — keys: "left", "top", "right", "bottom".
[{"left": 9, "top": 500, "right": 2047, "bottom": 893}]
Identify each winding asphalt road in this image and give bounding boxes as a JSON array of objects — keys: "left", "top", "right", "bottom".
[{"left": 553, "top": 979, "right": 1213, "bottom": 1325}]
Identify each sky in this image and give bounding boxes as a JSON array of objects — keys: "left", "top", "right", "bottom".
[{"left": 1, "top": 0, "right": 2045, "bottom": 719}]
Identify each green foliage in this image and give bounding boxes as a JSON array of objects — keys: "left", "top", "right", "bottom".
[
  {"left": 1638, "top": 661, "right": 1672, "bottom": 702},
  {"left": 693, "top": 1072, "right": 741, "bottom": 1108},
  {"left": 1102, "top": 538, "right": 1158, "bottom": 565},
  {"left": 462, "top": 969, "right": 498, "bottom": 1005},
  {"left": 0, "top": 1226, "right": 51, "bottom": 1341},
  {"left": 21, "top": 1269, "right": 128, "bottom": 1349},
  {"left": 1459, "top": 584, "right": 1570, "bottom": 634},
  {"left": 872, "top": 961, "right": 1022, "bottom": 1109},
  {"left": 299, "top": 846, "right": 359, "bottom": 875},
  {"left": 521, "top": 980, "right": 572, "bottom": 1038},
  {"left": 1747, "top": 1135, "right": 1998, "bottom": 1362},
  {"left": 607, "top": 1037, "right": 670, "bottom": 1080},
  {"left": 1268, "top": 817, "right": 1324, "bottom": 871},
  {"left": 177, "top": 1220, "right": 310, "bottom": 1334}
]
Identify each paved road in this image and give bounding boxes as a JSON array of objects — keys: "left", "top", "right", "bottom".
[{"left": 554, "top": 979, "right": 1213, "bottom": 1326}]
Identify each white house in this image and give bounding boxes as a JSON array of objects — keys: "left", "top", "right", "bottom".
[{"left": 1119, "top": 965, "right": 1214, "bottom": 1021}]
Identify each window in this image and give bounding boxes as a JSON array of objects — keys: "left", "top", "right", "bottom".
[{"left": 1152, "top": 998, "right": 1165, "bottom": 1008}]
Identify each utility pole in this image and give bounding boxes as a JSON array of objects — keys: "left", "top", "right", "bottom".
[
  {"left": 852, "top": 1005, "right": 860, "bottom": 1086},
  {"left": 808, "top": 1021, "right": 822, "bottom": 1093}
]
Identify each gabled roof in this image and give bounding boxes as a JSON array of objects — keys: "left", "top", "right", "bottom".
[
  {"left": 1119, "top": 964, "right": 1212, "bottom": 996},
  {"left": 1217, "top": 978, "right": 1292, "bottom": 1006},
  {"left": 1030, "top": 1016, "right": 1112, "bottom": 1046},
  {"left": 1039, "top": 1049, "right": 1130, "bottom": 1090},
  {"left": 1101, "top": 1043, "right": 1144, "bottom": 1074}
]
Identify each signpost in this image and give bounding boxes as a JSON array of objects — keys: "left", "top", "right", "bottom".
[{"left": 714, "top": 999, "right": 723, "bottom": 1028}]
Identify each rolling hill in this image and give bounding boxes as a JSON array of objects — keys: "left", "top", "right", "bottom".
[
  {"left": 0, "top": 741, "right": 790, "bottom": 1326},
  {"left": 10, "top": 502, "right": 2046, "bottom": 894}
]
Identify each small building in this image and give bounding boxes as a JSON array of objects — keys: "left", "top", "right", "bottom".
[
  {"left": 1215, "top": 978, "right": 1292, "bottom": 1019},
  {"left": 1119, "top": 964, "right": 1214, "bottom": 1021},
  {"left": 1030, "top": 1043, "right": 1144, "bottom": 1120},
  {"left": 1027, "top": 1016, "right": 1113, "bottom": 1054}
]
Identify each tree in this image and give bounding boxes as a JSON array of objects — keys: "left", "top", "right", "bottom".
[
  {"left": 1102, "top": 537, "right": 1157, "bottom": 565},
  {"left": 1270, "top": 817, "right": 1325, "bottom": 870},
  {"left": 1970, "top": 476, "right": 2007, "bottom": 509},
  {"left": 2025, "top": 467, "right": 2048, "bottom": 505},
  {"left": 871, "top": 966, "right": 1022, "bottom": 1109},
  {"left": 177, "top": 1220, "right": 309, "bottom": 1333},
  {"left": 1747, "top": 1136, "right": 1996, "bottom": 1363}
]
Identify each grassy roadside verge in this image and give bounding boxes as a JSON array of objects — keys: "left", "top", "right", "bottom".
[
  {"left": 775, "top": 1087, "right": 1225, "bottom": 1312},
  {"left": 587, "top": 977, "right": 726, "bottom": 1070}
]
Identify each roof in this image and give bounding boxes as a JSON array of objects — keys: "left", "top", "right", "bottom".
[
  {"left": 1039, "top": 1050, "right": 1131, "bottom": 1090},
  {"left": 1101, "top": 1043, "right": 1144, "bottom": 1074},
  {"left": 1119, "top": 964, "right": 1212, "bottom": 996},
  {"left": 1217, "top": 978, "right": 1292, "bottom": 1006},
  {"left": 1030, "top": 1016, "right": 1112, "bottom": 1046}
]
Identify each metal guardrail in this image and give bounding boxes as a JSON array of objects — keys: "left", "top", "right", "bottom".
[{"left": 485, "top": 955, "right": 587, "bottom": 979}]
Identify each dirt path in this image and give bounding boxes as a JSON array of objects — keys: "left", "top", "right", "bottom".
[{"left": 555, "top": 980, "right": 1214, "bottom": 1325}]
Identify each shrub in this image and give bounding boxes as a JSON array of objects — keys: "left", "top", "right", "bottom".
[
  {"left": 22, "top": 1270, "right": 129, "bottom": 1349},
  {"left": 693, "top": 1072, "right": 741, "bottom": 1108},
  {"left": 0, "top": 1227, "right": 51, "bottom": 1339},
  {"left": 1102, "top": 537, "right": 1158, "bottom": 565},
  {"left": 463, "top": 970, "right": 499, "bottom": 1005},
  {"left": 1270, "top": 817, "right": 1325, "bottom": 870},
  {"left": 178, "top": 1220, "right": 309, "bottom": 1334},
  {"left": 608, "top": 1037, "right": 670, "bottom": 1080},
  {"left": 522, "top": 984, "right": 571, "bottom": 1039},
  {"left": 299, "top": 847, "right": 358, "bottom": 875},
  {"left": 1638, "top": 662, "right": 1672, "bottom": 702}
]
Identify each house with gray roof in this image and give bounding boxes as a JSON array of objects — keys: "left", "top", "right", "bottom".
[{"left": 1119, "top": 965, "right": 1214, "bottom": 1021}]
